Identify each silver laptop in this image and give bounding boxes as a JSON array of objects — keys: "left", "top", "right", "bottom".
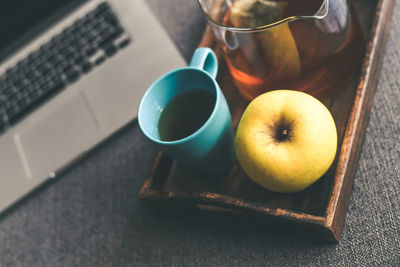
[{"left": 0, "top": 0, "right": 186, "bottom": 212}]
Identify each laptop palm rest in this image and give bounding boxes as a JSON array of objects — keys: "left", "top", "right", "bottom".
[
  {"left": 17, "top": 92, "right": 100, "bottom": 179},
  {"left": 0, "top": 136, "right": 32, "bottom": 211}
]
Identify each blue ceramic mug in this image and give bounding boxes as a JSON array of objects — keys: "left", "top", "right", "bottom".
[{"left": 138, "top": 47, "right": 236, "bottom": 175}]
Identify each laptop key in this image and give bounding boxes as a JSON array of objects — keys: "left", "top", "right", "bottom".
[
  {"left": 52, "top": 80, "right": 67, "bottom": 92},
  {"left": 99, "top": 27, "right": 123, "bottom": 47},
  {"left": 81, "top": 62, "right": 93, "bottom": 73},
  {"left": 0, "top": 122, "right": 6, "bottom": 135},
  {"left": 116, "top": 37, "right": 131, "bottom": 49},
  {"left": 66, "top": 69, "right": 80, "bottom": 83},
  {"left": 6, "top": 106, "right": 20, "bottom": 121},
  {"left": 95, "top": 2, "right": 110, "bottom": 16},
  {"left": 14, "top": 79, "right": 27, "bottom": 89},
  {"left": 104, "top": 14, "right": 120, "bottom": 27},
  {"left": 104, "top": 45, "right": 117, "bottom": 56},
  {"left": 86, "top": 47, "right": 96, "bottom": 57},
  {"left": 26, "top": 70, "right": 40, "bottom": 81},
  {"left": 94, "top": 56, "right": 106, "bottom": 66},
  {"left": 18, "top": 97, "right": 30, "bottom": 108}
]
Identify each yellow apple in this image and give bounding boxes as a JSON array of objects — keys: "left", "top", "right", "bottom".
[{"left": 235, "top": 90, "right": 337, "bottom": 193}]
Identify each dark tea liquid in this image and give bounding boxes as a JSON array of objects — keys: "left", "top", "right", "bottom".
[
  {"left": 158, "top": 89, "right": 215, "bottom": 141},
  {"left": 219, "top": 0, "right": 364, "bottom": 100}
]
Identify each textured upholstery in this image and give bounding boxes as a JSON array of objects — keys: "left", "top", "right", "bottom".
[{"left": 0, "top": 0, "right": 399, "bottom": 265}]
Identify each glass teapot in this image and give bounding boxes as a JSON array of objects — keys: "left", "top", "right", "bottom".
[{"left": 198, "top": 0, "right": 364, "bottom": 100}]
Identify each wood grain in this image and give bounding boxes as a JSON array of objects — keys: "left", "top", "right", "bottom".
[{"left": 138, "top": 0, "right": 395, "bottom": 242}]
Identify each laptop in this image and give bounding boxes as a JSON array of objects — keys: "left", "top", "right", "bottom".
[{"left": 0, "top": 0, "right": 186, "bottom": 212}]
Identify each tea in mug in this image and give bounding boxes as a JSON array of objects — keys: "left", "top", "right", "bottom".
[{"left": 158, "top": 89, "right": 216, "bottom": 141}]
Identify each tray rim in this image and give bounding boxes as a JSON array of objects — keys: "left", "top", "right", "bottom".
[
  {"left": 324, "top": 0, "right": 395, "bottom": 240},
  {"left": 139, "top": 0, "right": 395, "bottom": 242}
]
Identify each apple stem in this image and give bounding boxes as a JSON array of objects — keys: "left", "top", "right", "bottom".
[
  {"left": 278, "top": 129, "right": 289, "bottom": 140},
  {"left": 270, "top": 118, "right": 294, "bottom": 142}
]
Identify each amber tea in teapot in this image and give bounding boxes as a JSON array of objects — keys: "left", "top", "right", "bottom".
[{"left": 198, "top": 0, "right": 364, "bottom": 100}]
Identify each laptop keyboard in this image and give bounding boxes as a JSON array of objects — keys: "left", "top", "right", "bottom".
[{"left": 0, "top": 2, "right": 131, "bottom": 135}]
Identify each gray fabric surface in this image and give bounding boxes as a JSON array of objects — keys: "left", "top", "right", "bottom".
[{"left": 1, "top": 0, "right": 399, "bottom": 266}]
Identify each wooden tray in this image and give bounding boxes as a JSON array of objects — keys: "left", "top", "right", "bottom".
[{"left": 139, "top": 0, "right": 394, "bottom": 242}]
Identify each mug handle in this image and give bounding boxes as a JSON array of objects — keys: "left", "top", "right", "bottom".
[{"left": 189, "top": 47, "right": 218, "bottom": 79}]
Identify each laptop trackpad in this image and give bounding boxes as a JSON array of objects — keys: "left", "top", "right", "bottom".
[{"left": 18, "top": 93, "right": 99, "bottom": 179}]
